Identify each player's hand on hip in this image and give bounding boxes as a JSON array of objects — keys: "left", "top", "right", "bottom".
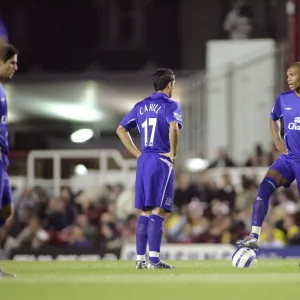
[
  {"left": 159, "top": 153, "right": 176, "bottom": 164},
  {"left": 274, "top": 139, "right": 288, "bottom": 155}
]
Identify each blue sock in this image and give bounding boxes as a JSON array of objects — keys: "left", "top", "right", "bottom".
[
  {"left": 148, "top": 214, "right": 164, "bottom": 264},
  {"left": 136, "top": 215, "right": 149, "bottom": 262},
  {"left": 251, "top": 177, "right": 277, "bottom": 240}
]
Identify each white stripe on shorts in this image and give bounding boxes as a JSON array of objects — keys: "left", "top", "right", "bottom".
[{"left": 159, "top": 158, "right": 173, "bottom": 208}]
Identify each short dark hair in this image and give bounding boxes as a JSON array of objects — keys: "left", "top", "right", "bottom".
[
  {"left": 0, "top": 43, "right": 18, "bottom": 62},
  {"left": 152, "top": 68, "right": 175, "bottom": 91}
]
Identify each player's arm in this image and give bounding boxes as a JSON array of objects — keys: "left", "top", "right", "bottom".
[
  {"left": 270, "top": 119, "right": 287, "bottom": 155},
  {"left": 169, "top": 121, "right": 180, "bottom": 162},
  {"left": 270, "top": 119, "right": 282, "bottom": 142},
  {"left": 116, "top": 125, "right": 141, "bottom": 158},
  {"left": 161, "top": 102, "right": 183, "bottom": 163},
  {"left": 116, "top": 106, "right": 141, "bottom": 159},
  {"left": 270, "top": 95, "right": 288, "bottom": 155}
]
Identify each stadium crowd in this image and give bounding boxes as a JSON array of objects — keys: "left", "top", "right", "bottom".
[{"left": 0, "top": 143, "right": 300, "bottom": 256}]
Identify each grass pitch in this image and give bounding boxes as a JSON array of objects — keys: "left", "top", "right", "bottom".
[{"left": 0, "top": 260, "right": 299, "bottom": 300}]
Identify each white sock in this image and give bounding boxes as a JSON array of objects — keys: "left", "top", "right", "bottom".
[
  {"left": 137, "top": 255, "right": 146, "bottom": 261},
  {"left": 251, "top": 226, "right": 262, "bottom": 241}
]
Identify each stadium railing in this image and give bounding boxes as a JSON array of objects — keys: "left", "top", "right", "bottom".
[{"left": 8, "top": 149, "right": 269, "bottom": 196}]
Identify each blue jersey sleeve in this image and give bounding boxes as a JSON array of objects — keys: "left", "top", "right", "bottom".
[
  {"left": 120, "top": 106, "right": 137, "bottom": 131},
  {"left": 270, "top": 95, "right": 282, "bottom": 121},
  {"left": 166, "top": 101, "right": 183, "bottom": 129}
]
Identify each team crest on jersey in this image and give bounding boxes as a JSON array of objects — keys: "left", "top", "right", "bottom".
[
  {"left": 165, "top": 197, "right": 173, "bottom": 206},
  {"left": 1, "top": 97, "right": 5, "bottom": 102},
  {"left": 294, "top": 117, "right": 300, "bottom": 123},
  {"left": 288, "top": 117, "right": 300, "bottom": 130},
  {"left": 173, "top": 112, "right": 182, "bottom": 121}
]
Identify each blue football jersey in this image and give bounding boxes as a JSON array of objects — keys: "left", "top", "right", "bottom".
[
  {"left": 0, "top": 84, "right": 9, "bottom": 153},
  {"left": 271, "top": 90, "right": 300, "bottom": 161},
  {"left": 120, "top": 92, "right": 183, "bottom": 153}
]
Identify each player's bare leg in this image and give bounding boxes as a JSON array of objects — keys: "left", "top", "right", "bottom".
[
  {"left": 0, "top": 204, "right": 13, "bottom": 223},
  {"left": 0, "top": 205, "right": 15, "bottom": 277},
  {"left": 0, "top": 204, "right": 13, "bottom": 232}
]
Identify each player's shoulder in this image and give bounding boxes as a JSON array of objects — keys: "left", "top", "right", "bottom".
[
  {"left": 165, "top": 98, "right": 181, "bottom": 109},
  {"left": 167, "top": 98, "right": 180, "bottom": 105},
  {"left": 135, "top": 96, "right": 151, "bottom": 107},
  {"left": 278, "top": 90, "right": 294, "bottom": 99}
]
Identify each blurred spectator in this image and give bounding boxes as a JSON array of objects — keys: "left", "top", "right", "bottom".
[
  {"left": 235, "top": 175, "right": 257, "bottom": 212},
  {"left": 115, "top": 188, "right": 135, "bottom": 222},
  {"left": 121, "top": 214, "right": 138, "bottom": 243},
  {"left": 245, "top": 144, "right": 269, "bottom": 167},
  {"left": 2, "top": 161, "right": 300, "bottom": 255},
  {"left": 216, "top": 173, "right": 236, "bottom": 210},
  {"left": 196, "top": 172, "right": 216, "bottom": 206},
  {"left": 75, "top": 214, "right": 98, "bottom": 245},
  {"left": 4, "top": 217, "right": 49, "bottom": 254},
  {"left": 267, "top": 142, "right": 280, "bottom": 165},
  {"left": 60, "top": 187, "right": 78, "bottom": 226},
  {"left": 207, "top": 147, "right": 236, "bottom": 168},
  {"left": 174, "top": 173, "right": 199, "bottom": 209},
  {"left": 260, "top": 219, "right": 285, "bottom": 248},
  {"left": 283, "top": 213, "right": 300, "bottom": 244},
  {"left": 45, "top": 198, "right": 69, "bottom": 231},
  {"left": 99, "top": 210, "right": 120, "bottom": 250},
  {"left": 223, "top": 0, "right": 253, "bottom": 39},
  {"left": 14, "top": 187, "right": 37, "bottom": 221},
  {"left": 57, "top": 225, "right": 90, "bottom": 248}
]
